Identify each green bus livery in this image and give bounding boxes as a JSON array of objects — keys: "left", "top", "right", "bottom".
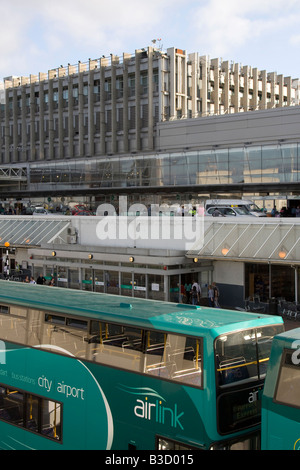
[
  {"left": 0, "top": 280, "right": 283, "bottom": 450},
  {"left": 261, "top": 327, "right": 300, "bottom": 450}
]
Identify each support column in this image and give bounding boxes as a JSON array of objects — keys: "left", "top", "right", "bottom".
[
  {"left": 200, "top": 55, "right": 208, "bottom": 116},
  {"left": 260, "top": 70, "right": 267, "bottom": 110},
  {"left": 100, "top": 57, "right": 108, "bottom": 155}
]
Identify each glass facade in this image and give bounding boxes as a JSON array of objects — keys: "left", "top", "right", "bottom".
[
  {"left": 245, "top": 263, "right": 298, "bottom": 302},
  {"left": 31, "top": 260, "right": 209, "bottom": 304},
  {"left": 27, "top": 142, "right": 300, "bottom": 192}
]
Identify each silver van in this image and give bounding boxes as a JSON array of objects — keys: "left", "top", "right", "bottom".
[
  {"left": 205, "top": 206, "right": 254, "bottom": 217},
  {"left": 205, "top": 199, "right": 266, "bottom": 217}
]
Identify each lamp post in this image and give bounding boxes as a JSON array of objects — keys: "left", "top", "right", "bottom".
[{"left": 4, "top": 242, "right": 10, "bottom": 279}]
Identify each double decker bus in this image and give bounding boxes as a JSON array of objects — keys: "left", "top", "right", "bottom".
[
  {"left": 0, "top": 280, "right": 283, "bottom": 450},
  {"left": 261, "top": 327, "right": 300, "bottom": 450}
]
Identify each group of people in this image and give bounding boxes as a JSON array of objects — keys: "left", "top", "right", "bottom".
[
  {"left": 271, "top": 205, "right": 300, "bottom": 217},
  {"left": 182, "top": 280, "right": 220, "bottom": 307},
  {"left": 23, "top": 273, "right": 55, "bottom": 286}
]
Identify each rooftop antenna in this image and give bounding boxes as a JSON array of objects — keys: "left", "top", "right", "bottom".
[{"left": 152, "top": 38, "right": 163, "bottom": 51}]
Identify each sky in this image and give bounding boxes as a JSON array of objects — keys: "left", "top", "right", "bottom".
[{"left": 1, "top": 0, "right": 300, "bottom": 81}]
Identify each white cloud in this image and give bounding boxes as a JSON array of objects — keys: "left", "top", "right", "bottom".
[
  {"left": 1, "top": 0, "right": 300, "bottom": 79},
  {"left": 0, "top": 0, "right": 180, "bottom": 78},
  {"left": 32, "top": 0, "right": 178, "bottom": 54},
  {"left": 189, "top": 0, "right": 300, "bottom": 59}
]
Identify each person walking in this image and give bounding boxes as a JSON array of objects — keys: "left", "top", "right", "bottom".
[
  {"left": 36, "top": 273, "right": 46, "bottom": 285},
  {"left": 184, "top": 281, "right": 192, "bottom": 303},
  {"left": 191, "top": 286, "right": 198, "bottom": 305},
  {"left": 212, "top": 282, "right": 220, "bottom": 307},
  {"left": 208, "top": 285, "right": 214, "bottom": 307}
]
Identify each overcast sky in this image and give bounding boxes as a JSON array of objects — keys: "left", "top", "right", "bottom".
[{"left": 1, "top": 0, "right": 300, "bottom": 81}]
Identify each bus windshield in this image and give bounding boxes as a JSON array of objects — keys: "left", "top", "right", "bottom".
[{"left": 215, "top": 325, "right": 284, "bottom": 387}]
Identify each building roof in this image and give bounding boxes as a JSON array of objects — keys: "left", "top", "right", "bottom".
[
  {"left": 187, "top": 219, "right": 300, "bottom": 264},
  {"left": 0, "top": 217, "right": 70, "bottom": 246}
]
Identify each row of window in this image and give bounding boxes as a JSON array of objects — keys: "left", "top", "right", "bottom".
[
  {"left": 0, "top": 384, "right": 62, "bottom": 442},
  {"left": 46, "top": 313, "right": 203, "bottom": 387},
  {"left": 2, "top": 105, "right": 158, "bottom": 141},
  {"left": 5, "top": 72, "right": 160, "bottom": 108},
  {"left": 0, "top": 306, "right": 203, "bottom": 388}
]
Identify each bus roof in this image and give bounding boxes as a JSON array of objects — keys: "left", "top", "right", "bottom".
[
  {"left": 0, "top": 281, "right": 282, "bottom": 337},
  {"left": 272, "top": 327, "right": 300, "bottom": 346}
]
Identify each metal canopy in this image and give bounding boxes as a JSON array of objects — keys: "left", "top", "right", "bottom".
[
  {"left": 0, "top": 218, "right": 71, "bottom": 246},
  {"left": 187, "top": 220, "right": 300, "bottom": 264}
]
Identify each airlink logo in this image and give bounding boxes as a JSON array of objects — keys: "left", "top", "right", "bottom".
[
  {"left": 0, "top": 341, "right": 6, "bottom": 365},
  {"left": 118, "top": 384, "right": 184, "bottom": 430}
]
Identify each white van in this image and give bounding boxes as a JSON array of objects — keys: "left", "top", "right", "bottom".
[{"left": 205, "top": 199, "right": 266, "bottom": 217}]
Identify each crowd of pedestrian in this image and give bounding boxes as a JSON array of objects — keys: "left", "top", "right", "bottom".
[
  {"left": 181, "top": 280, "right": 221, "bottom": 308},
  {"left": 23, "top": 273, "right": 55, "bottom": 286}
]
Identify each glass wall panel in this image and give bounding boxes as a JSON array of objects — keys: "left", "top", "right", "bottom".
[
  {"left": 170, "top": 274, "right": 179, "bottom": 303},
  {"left": 244, "top": 146, "right": 261, "bottom": 183},
  {"left": 141, "top": 157, "right": 154, "bottom": 187},
  {"left": 106, "top": 270, "right": 119, "bottom": 295},
  {"left": 214, "top": 149, "right": 229, "bottom": 184},
  {"left": 270, "top": 265, "right": 294, "bottom": 301},
  {"left": 69, "top": 268, "right": 80, "bottom": 290},
  {"left": 261, "top": 145, "right": 281, "bottom": 183},
  {"left": 45, "top": 266, "right": 55, "bottom": 286},
  {"left": 185, "top": 152, "right": 199, "bottom": 185},
  {"left": 148, "top": 274, "right": 165, "bottom": 301},
  {"left": 94, "top": 269, "right": 105, "bottom": 293},
  {"left": 121, "top": 272, "right": 133, "bottom": 297},
  {"left": 159, "top": 154, "right": 171, "bottom": 186},
  {"left": 245, "top": 263, "right": 269, "bottom": 301},
  {"left": 120, "top": 159, "right": 138, "bottom": 187},
  {"left": 281, "top": 143, "right": 298, "bottom": 182},
  {"left": 198, "top": 150, "right": 213, "bottom": 184},
  {"left": 170, "top": 153, "right": 187, "bottom": 185},
  {"left": 133, "top": 273, "right": 146, "bottom": 299},
  {"left": 245, "top": 263, "right": 295, "bottom": 302},
  {"left": 229, "top": 148, "right": 245, "bottom": 183},
  {"left": 82, "top": 268, "right": 93, "bottom": 291},
  {"left": 57, "top": 268, "right": 68, "bottom": 289}
]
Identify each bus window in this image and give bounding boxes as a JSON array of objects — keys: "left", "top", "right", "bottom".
[
  {"left": 0, "top": 385, "right": 63, "bottom": 441},
  {"left": 26, "top": 394, "right": 39, "bottom": 432},
  {"left": 257, "top": 325, "right": 282, "bottom": 378},
  {"left": 275, "top": 351, "right": 300, "bottom": 408},
  {"left": 216, "top": 325, "right": 284, "bottom": 386},
  {"left": 41, "top": 400, "right": 62, "bottom": 440},
  {"left": 26, "top": 395, "right": 62, "bottom": 440},
  {"left": 90, "top": 322, "right": 143, "bottom": 371},
  {"left": 0, "top": 386, "right": 23, "bottom": 426},
  {"left": 144, "top": 331, "right": 171, "bottom": 377},
  {"left": 157, "top": 436, "right": 197, "bottom": 450},
  {"left": 145, "top": 332, "right": 202, "bottom": 387}
]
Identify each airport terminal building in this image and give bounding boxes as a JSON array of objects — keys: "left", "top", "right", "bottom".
[
  {"left": 0, "top": 46, "right": 300, "bottom": 209},
  {"left": 1, "top": 46, "right": 300, "bottom": 311}
]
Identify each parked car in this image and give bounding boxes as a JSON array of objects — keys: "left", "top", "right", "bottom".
[
  {"left": 205, "top": 206, "right": 254, "bottom": 217},
  {"left": 73, "top": 210, "right": 93, "bottom": 216},
  {"left": 32, "top": 207, "right": 49, "bottom": 215},
  {"left": 71, "top": 204, "right": 87, "bottom": 215}
]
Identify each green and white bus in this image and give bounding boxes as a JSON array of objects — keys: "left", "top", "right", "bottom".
[
  {"left": 0, "top": 280, "right": 283, "bottom": 450},
  {"left": 261, "top": 327, "right": 300, "bottom": 450}
]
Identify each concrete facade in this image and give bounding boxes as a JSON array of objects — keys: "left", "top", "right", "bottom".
[{"left": 1, "top": 46, "right": 298, "bottom": 165}]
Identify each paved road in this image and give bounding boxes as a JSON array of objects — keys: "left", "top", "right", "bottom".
[{"left": 283, "top": 318, "right": 300, "bottom": 331}]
